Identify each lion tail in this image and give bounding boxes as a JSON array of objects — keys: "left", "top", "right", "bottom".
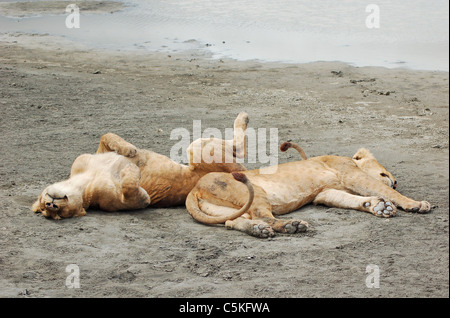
[
  {"left": 186, "top": 172, "right": 254, "bottom": 225},
  {"left": 280, "top": 141, "right": 308, "bottom": 160}
]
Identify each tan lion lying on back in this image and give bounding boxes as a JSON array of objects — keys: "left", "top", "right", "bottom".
[
  {"left": 32, "top": 113, "right": 249, "bottom": 219},
  {"left": 186, "top": 142, "right": 431, "bottom": 238}
]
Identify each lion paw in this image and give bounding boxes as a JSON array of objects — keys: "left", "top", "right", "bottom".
[
  {"left": 405, "top": 201, "right": 431, "bottom": 214},
  {"left": 283, "top": 220, "right": 309, "bottom": 234},
  {"left": 251, "top": 223, "right": 275, "bottom": 238},
  {"left": 119, "top": 145, "right": 138, "bottom": 158},
  {"left": 364, "top": 199, "right": 396, "bottom": 218}
]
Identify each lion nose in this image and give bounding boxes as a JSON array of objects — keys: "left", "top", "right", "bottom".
[{"left": 46, "top": 202, "right": 54, "bottom": 208}]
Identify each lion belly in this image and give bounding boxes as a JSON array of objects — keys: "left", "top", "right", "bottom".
[{"left": 247, "top": 160, "right": 340, "bottom": 214}]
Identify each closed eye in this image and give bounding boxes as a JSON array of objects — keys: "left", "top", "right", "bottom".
[
  {"left": 380, "top": 172, "right": 396, "bottom": 188},
  {"left": 47, "top": 194, "right": 67, "bottom": 200}
]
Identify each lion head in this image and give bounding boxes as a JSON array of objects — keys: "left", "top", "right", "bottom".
[
  {"left": 31, "top": 183, "right": 86, "bottom": 220},
  {"left": 352, "top": 148, "right": 397, "bottom": 189}
]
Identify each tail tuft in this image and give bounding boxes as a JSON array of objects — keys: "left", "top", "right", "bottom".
[
  {"left": 280, "top": 141, "right": 308, "bottom": 160},
  {"left": 232, "top": 172, "right": 248, "bottom": 183},
  {"left": 280, "top": 142, "right": 292, "bottom": 152}
]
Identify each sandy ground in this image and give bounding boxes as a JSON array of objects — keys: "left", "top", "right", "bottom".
[{"left": 0, "top": 30, "right": 448, "bottom": 299}]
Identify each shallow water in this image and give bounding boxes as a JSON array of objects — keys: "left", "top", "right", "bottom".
[{"left": 0, "top": 0, "right": 448, "bottom": 71}]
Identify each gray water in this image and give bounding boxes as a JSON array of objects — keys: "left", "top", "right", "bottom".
[{"left": 0, "top": 0, "right": 448, "bottom": 71}]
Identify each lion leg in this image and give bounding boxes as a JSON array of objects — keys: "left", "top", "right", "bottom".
[
  {"left": 232, "top": 112, "right": 249, "bottom": 159},
  {"left": 186, "top": 113, "right": 248, "bottom": 173},
  {"left": 196, "top": 197, "right": 275, "bottom": 238},
  {"left": 188, "top": 172, "right": 275, "bottom": 238},
  {"left": 221, "top": 180, "right": 308, "bottom": 234},
  {"left": 255, "top": 216, "right": 309, "bottom": 234},
  {"left": 313, "top": 189, "right": 396, "bottom": 218},
  {"left": 189, "top": 172, "right": 308, "bottom": 236},
  {"left": 97, "top": 133, "right": 138, "bottom": 157},
  {"left": 243, "top": 194, "right": 309, "bottom": 234},
  {"left": 225, "top": 217, "right": 275, "bottom": 238},
  {"left": 119, "top": 164, "right": 150, "bottom": 209},
  {"left": 214, "top": 175, "right": 308, "bottom": 234},
  {"left": 342, "top": 170, "right": 431, "bottom": 213}
]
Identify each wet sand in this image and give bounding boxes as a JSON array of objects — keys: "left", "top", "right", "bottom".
[
  {"left": 0, "top": 1, "right": 126, "bottom": 17},
  {"left": 0, "top": 30, "right": 448, "bottom": 298}
]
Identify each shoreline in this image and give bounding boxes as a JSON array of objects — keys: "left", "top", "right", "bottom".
[{"left": 2, "top": 30, "right": 449, "bottom": 75}]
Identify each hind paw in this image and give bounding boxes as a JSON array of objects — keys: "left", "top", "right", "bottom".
[
  {"left": 225, "top": 219, "right": 275, "bottom": 238},
  {"left": 264, "top": 218, "right": 309, "bottom": 234},
  {"left": 251, "top": 223, "right": 275, "bottom": 238},
  {"left": 283, "top": 220, "right": 309, "bottom": 233}
]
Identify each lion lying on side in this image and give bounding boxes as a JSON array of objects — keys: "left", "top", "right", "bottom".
[
  {"left": 32, "top": 113, "right": 249, "bottom": 220},
  {"left": 186, "top": 142, "right": 431, "bottom": 238}
]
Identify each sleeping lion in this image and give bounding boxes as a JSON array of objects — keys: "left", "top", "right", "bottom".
[
  {"left": 186, "top": 142, "right": 431, "bottom": 238},
  {"left": 32, "top": 112, "right": 249, "bottom": 219}
]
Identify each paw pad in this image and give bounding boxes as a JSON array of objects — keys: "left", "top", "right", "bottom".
[
  {"left": 284, "top": 220, "right": 308, "bottom": 233},
  {"left": 372, "top": 200, "right": 396, "bottom": 217},
  {"left": 252, "top": 224, "right": 275, "bottom": 238}
]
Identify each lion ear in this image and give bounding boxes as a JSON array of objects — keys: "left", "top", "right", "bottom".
[
  {"left": 353, "top": 148, "right": 374, "bottom": 161},
  {"left": 31, "top": 195, "right": 44, "bottom": 213}
]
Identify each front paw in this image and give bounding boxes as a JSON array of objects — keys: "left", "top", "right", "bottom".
[
  {"left": 404, "top": 201, "right": 431, "bottom": 214},
  {"left": 118, "top": 144, "right": 138, "bottom": 157},
  {"left": 364, "top": 198, "right": 396, "bottom": 218}
]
